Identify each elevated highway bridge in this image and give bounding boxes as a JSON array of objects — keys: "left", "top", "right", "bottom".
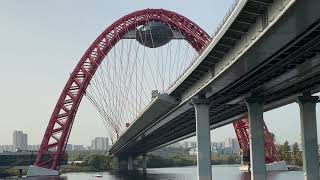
[
  {"left": 29, "top": 0, "right": 320, "bottom": 179},
  {"left": 107, "top": 0, "right": 320, "bottom": 179},
  {"left": 110, "top": 0, "right": 320, "bottom": 157}
]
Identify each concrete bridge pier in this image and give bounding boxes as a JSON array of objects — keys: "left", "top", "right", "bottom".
[
  {"left": 142, "top": 154, "right": 147, "bottom": 174},
  {"left": 192, "top": 97, "right": 212, "bottom": 180},
  {"left": 114, "top": 156, "right": 119, "bottom": 171},
  {"left": 127, "top": 156, "right": 134, "bottom": 171},
  {"left": 245, "top": 97, "right": 266, "bottom": 180},
  {"left": 114, "top": 156, "right": 134, "bottom": 172},
  {"left": 296, "top": 95, "right": 319, "bottom": 180}
]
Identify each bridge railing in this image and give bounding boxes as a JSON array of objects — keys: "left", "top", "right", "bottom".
[
  {"left": 212, "top": 0, "right": 240, "bottom": 37},
  {"left": 166, "top": 0, "right": 241, "bottom": 92}
]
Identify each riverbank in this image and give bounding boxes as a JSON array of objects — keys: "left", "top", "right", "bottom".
[
  {"left": 61, "top": 165, "right": 114, "bottom": 173},
  {"left": 0, "top": 166, "right": 110, "bottom": 178},
  {"left": 0, "top": 168, "right": 27, "bottom": 178},
  {"left": 61, "top": 166, "right": 95, "bottom": 173}
]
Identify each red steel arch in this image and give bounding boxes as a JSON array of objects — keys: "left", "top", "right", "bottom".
[
  {"left": 233, "top": 118, "right": 279, "bottom": 164},
  {"left": 35, "top": 8, "right": 211, "bottom": 170}
]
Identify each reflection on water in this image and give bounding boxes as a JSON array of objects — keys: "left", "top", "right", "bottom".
[{"left": 2, "top": 165, "right": 304, "bottom": 180}]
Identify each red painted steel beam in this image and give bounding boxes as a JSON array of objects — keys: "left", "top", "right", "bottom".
[{"left": 233, "top": 117, "right": 279, "bottom": 164}]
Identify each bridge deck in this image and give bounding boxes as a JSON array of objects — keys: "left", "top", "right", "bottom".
[{"left": 109, "top": 0, "right": 320, "bottom": 157}]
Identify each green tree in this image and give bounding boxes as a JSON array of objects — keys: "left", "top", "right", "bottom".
[
  {"left": 278, "top": 141, "right": 291, "bottom": 163},
  {"left": 142, "top": 154, "right": 194, "bottom": 168},
  {"left": 291, "top": 142, "right": 302, "bottom": 166},
  {"left": 82, "top": 154, "right": 114, "bottom": 171}
]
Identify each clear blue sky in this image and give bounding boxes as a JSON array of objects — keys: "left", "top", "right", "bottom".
[{"left": 0, "top": 0, "right": 319, "bottom": 146}]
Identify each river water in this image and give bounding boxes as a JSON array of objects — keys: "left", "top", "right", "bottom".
[{"left": 3, "top": 165, "right": 304, "bottom": 180}]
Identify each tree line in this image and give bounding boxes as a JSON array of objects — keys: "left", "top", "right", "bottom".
[
  {"left": 277, "top": 141, "right": 303, "bottom": 166},
  {"left": 65, "top": 138, "right": 305, "bottom": 172}
]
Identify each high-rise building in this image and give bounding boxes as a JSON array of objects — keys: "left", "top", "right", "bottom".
[
  {"left": 28, "top": 145, "right": 40, "bottom": 151},
  {"left": 91, "top": 137, "right": 109, "bottom": 150},
  {"left": 13, "top": 130, "right": 28, "bottom": 151},
  {"left": 233, "top": 138, "right": 240, "bottom": 153},
  {"left": 65, "top": 144, "right": 73, "bottom": 151},
  {"left": 211, "top": 142, "right": 217, "bottom": 150},
  {"left": 224, "top": 137, "right": 240, "bottom": 154},
  {"left": 106, "top": 138, "right": 109, "bottom": 147},
  {"left": 183, "top": 141, "right": 189, "bottom": 148},
  {"left": 190, "top": 141, "right": 197, "bottom": 148},
  {"left": 0, "top": 145, "right": 14, "bottom": 152},
  {"left": 224, "top": 138, "right": 233, "bottom": 149},
  {"left": 73, "top": 145, "right": 85, "bottom": 151},
  {"left": 216, "top": 142, "right": 224, "bottom": 150}
]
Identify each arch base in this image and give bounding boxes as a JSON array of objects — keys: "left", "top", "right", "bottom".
[{"left": 27, "top": 165, "right": 59, "bottom": 177}]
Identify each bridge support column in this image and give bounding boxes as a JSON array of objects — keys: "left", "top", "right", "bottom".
[
  {"left": 142, "top": 154, "right": 147, "bottom": 174},
  {"left": 114, "top": 156, "right": 119, "bottom": 171},
  {"left": 245, "top": 97, "right": 266, "bottom": 180},
  {"left": 296, "top": 95, "right": 319, "bottom": 180},
  {"left": 192, "top": 97, "right": 212, "bottom": 180},
  {"left": 128, "top": 156, "right": 134, "bottom": 171}
]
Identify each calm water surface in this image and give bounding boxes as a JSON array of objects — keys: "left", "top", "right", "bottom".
[{"left": 3, "top": 165, "right": 304, "bottom": 180}]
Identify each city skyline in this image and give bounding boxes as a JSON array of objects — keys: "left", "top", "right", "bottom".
[
  {"left": 0, "top": 131, "right": 111, "bottom": 152},
  {"left": 0, "top": 129, "right": 302, "bottom": 152},
  {"left": 1, "top": 100, "right": 317, "bottom": 147},
  {"left": 1, "top": 129, "right": 242, "bottom": 153}
]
